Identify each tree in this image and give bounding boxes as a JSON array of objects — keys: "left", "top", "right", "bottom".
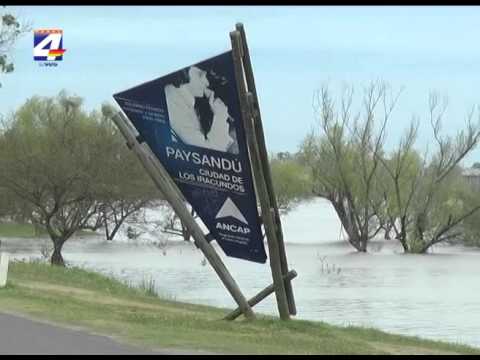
[
  {"left": 0, "top": 8, "right": 27, "bottom": 219},
  {"left": 0, "top": 9, "right": 28, "bottom": 217},
  {"left": 0, "top": 92, "right": 157, "bottom": 265},
  {"left": 299, "top": 83, "right": 399, "bottom": 252},
  {"left": 90, "top": 104, "right": 158, "bottom": 241},
  {"left": 0, "top": 185, "right": 34, "bottom": 223},
  {"left": 1, "top": 8, "right": 29, "bottom": 86},
  {"left": 377, "top": 94, "right": 480, "bottom": 253},
  {"left": 462, "top": 190, "right": 480, "bottom": 247},
  {"left": 462, "top": 165, "right": 480, "bottom": 247},
  {"left": 269, "top": 153, "right": 313, "bottom": 214},
  {"left": 0, "top": 186, "right": 14, "bottom": 218},
  {"left": 161, "top": 205, "right": 196, "bottom": 242},
  {"left": 0, "top": 92, "right": 101, "bottom": 265},
  {"left": 374, "top": 132, "right": 425, "bottom": 247}
]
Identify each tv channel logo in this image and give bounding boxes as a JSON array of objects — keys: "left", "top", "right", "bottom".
[{"left": 33, "top": 29, "right": 66, "bottom": 65}]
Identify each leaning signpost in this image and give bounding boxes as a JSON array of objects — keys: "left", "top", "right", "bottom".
[{"left": 111, "top": 23, "right": 296, "bottom": 321}]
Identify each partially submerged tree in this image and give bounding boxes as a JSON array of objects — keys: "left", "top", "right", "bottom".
[
  {"left": 377, "top": 94, "right": 480, "bottom": 253},
  {"left": 161, "top": 205, "right": 196, "bottom": 242},
  {"left": 301, "top": 84, "right": 480, "bottom": 253},
  {"left": 0, "top": 93, "right": 103, "bottom": 265},
  {"left": 372, "top": 121, "right": 426, "bottom": 248},
  {"left": 462, "top": 190, "right": 480, "bottom": 247},
  {"left": 0, "top": 92, "right": 158, "bottom": 265},
  {"left": 300, "top": 83, "right": 399, "bottom": 252},
  {"left": 92, "top": 104, "right": 158, "bottom": 241}
]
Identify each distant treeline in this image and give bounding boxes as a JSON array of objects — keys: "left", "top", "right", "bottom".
[{"left": 1, "top": 85, "right": 480, "bottom": 267}]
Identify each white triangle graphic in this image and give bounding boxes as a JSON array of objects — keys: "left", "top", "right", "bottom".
[{"left": 215, "top": 197, "right": 248, "bottom": 225}]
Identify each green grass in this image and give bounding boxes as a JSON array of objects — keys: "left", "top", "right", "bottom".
[
  {"left": 138, "top": 275, "right": 159, "bottom": 298},
  {"left": 0, "top": 222, "right": 93, "bottom": 238},
  {"left": 0, "top": 261, "right": 478, "bottom": 355}
]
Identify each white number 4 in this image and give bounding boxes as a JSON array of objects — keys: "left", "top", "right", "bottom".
[{"left": 34, "top": 33, "right": 62, "bottom": 61}]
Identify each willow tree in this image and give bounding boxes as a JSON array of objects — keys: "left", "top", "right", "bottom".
[
  {"left": 0, "top": 92, "right": 157, "bottom": 265},
  {"left": 0, "top": 187, "right": 14, "bottom": 218},
  {"left": 299, "top": 83, "right": 400, "bottom": 252},
  {"left": 462, "top": 190, "right": 480, "bottom": 247},
  {"left": 0, "top": 93, "right": 103, "bottom": 265},
  {"left": 91, "top": 104, "right": 158, "bottom": 241},
  {"left": 377, "top": 94, "right": 480, "bottom": 253},
  {"left": 269, "top": 153, "right": 313, "bottom": 214},
  {"left": 160, "top": 205, "right": 197, "bottom": 242}
]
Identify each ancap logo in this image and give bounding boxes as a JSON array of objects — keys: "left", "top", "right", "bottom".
[
  {"left": 215, "top": 197, "right": 249, "bottom": 225},
  {"left": 33, "top": 29, "right": 66, "bottom": 63}
]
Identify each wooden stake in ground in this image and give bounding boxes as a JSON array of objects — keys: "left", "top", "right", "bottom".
[
  {"left": 230, "top": 30, "right": 291, "bottom": 321},
  {"left": 224, "top": 270, "right": 297, "bottom": 321},
  {"left": 111, "top": 111, "right": 255, "bottom": 321},
  {"left": 235, "top": 22, "right": 297, "bottom": 316}
]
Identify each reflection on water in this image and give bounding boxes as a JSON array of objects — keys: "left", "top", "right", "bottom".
[{"left": 2, "top": 198, "right": 480, "bottom": 348}]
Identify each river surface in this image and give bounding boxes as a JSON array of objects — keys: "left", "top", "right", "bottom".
[{"left": 2, "top": 198, "right": 480, "bottom": 348}]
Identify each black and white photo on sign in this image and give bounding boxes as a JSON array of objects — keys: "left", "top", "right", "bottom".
[{"left": 164, "top": 66, "right": 239, "bottom": 154}]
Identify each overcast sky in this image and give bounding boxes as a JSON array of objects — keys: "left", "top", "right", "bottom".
[{"left": 2, "top": 6, "right": 480, "bottom": 165}]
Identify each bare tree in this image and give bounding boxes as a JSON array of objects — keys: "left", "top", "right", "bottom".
[
  {"left": 161, "top": 204, "right": 196, "bottom": 242},
  {"left": 300, "top": 82, "right": 400, "bottom": 252},
  {"left": 377, "top": 94, "right": 480, "bottom": 253},
  {"left": 372, "top": 121, "right": 425, "bottom": 251}
]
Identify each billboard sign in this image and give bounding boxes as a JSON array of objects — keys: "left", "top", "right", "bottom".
[{"left": 113, "top": 51, "right": 267, "bottom": 263}]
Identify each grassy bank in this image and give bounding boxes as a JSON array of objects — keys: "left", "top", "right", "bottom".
[{"left": 0, "top": 262, "right": 478, "bottom": 355}]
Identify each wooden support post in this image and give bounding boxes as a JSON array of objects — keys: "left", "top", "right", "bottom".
[
  {"left": 224, "top": 270, "right": 297, "bottom": 321},
  {"left": 111, "top": 111, "right": 255, "bottom": 321},
  {"left": 230, "top": 30, "right": 290, "bottom": 321},
  {"left": 234, "top": 23, "right": 297, "bottom": 316}
]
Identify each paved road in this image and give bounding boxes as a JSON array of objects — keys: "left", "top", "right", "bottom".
[{"left": 0, "top": 312, "right": 163, "bottom": 355}]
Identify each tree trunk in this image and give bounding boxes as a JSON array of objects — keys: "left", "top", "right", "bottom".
[
  {"left": 104, "top": 212, "right": 111, "bottom": 241},
  {"left": 384, "top": 223, "right": 392, "bottom": 240},
  {"left": 399, "top": 239, "right": 409, "bottom": 253},
  {"left": 107, "top": 221, "right": 123, "bottom": 241},
  {"left": 342, "top": 227, "right": 366, "bottom": 252},
  {"left": 329, "top": 197, "right": 367, "bottom": 252},
  {"left": 180, "top": 208, "right": 195, "bottom": 242},
  {"left": 397, "top": 217, "right": 410, "bottom": 253},
  {"left": 419, "top": 240, "right": 435, "bottom": 254},
  {"left": 358, "top": 237, "right": 368, "bottom": 252},
  {"left": 419, "top": 246, "right": 430, "bottom": 254},
  {"left": 181, "top": 221, "right": 191, "bottom": 242},
  {"left": 51, "top": 238, "right": 65, "bottom": 267}
]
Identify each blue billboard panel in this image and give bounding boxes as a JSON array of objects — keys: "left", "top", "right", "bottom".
[{"left": 113, "top": 51, "right": 267, "bottom": 263}]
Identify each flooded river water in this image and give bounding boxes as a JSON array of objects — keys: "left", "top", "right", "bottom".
[{"left": 2, "top": 198, "right": 479, "bottom": 348}]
